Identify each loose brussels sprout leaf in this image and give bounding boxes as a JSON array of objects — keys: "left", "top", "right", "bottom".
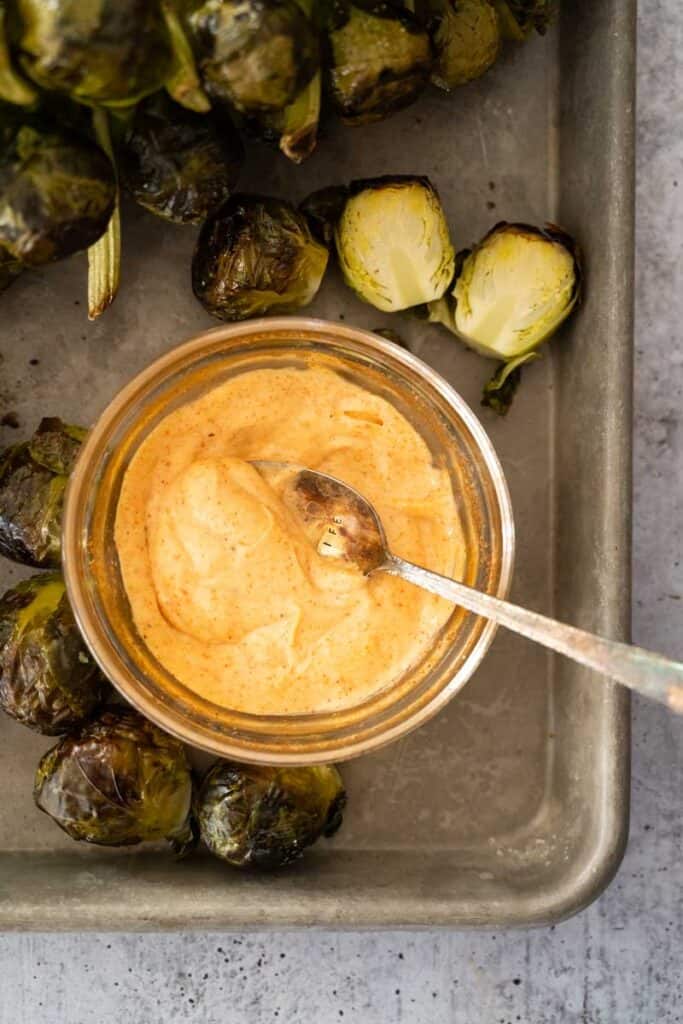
[
  {"left": 481, "top": 351, "right": 537, "bottom": 415},
  {"left": 299, "top": 184, "right": 349, "bottom": 246},
  {"left": 0, "top": 119, "right": 115, "bottom": 266},
  {"left": 0, "top": 572, "right": 107, "bottom": 734},
  {"left": 187, "top": 0, "right": 319, "bottom": 114},
  {"left": 443, "top": 222, "right": 581, "bottom": 359},
  {"left": 0, "top": 418, "right": 86, "bottom": 567},
  {"left": 192, "top": 194, "right": 329, "bottom": 321},
  {"left": 12, "top": 0, "right": 174, "bottom": 108},
  {"left": 430, "top": 0, "right": 501, "bottom": 90},
  {"left": 335, "top": 176, "right": 455, "bottom": 312},
  {"left": 325, "top": 0, "right": 432, "bottom": 125},
  {"left": 256, "top": 68, "right": 321, "bottom": 164},
  {"left": 87, "top": 106, "right": 119, "bottom": 320},
  {"left": 118, "top": 92, "right": 243, "bottom": 225},
  {"left": 0, "top": 2, "right": 36, "bottom": 106},
  {"left": 0, "top": 244, "right": 22, "bottom": 292},
  {"left": 160, "top": 0, "right": 211, "bottom": 113},
  {"left": 34, "top": 707, "right": 195, "bottom": 850},
  {"left": 197, "top": 761, "right": 346, "bottom": 869},
  {"left": 492, "top": 0, "right": 555, "bottom": 37}
]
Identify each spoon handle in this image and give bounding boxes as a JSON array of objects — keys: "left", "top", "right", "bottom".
[{"left": 384, "top": 556, "right": 683, "bottom": 712}]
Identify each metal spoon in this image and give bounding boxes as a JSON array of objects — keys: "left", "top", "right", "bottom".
[{"left": 254, "top": 461, "right": 683, "bottom": 713}]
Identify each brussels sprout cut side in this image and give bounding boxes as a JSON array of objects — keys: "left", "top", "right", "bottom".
[
  {"left": 197, "top": 761, "right": 346, "bottom": 869},
  {"left": 34, "top": 708, "right": 195, "bottom": 851},
  {"left": 192, "top": 194, "right": 329, "bottom": 321},
  {"left": 430, "top": 0, "right": 502, "bottom": 90},
  {"left": 0, "top": 573, "right": 107, "bottom": 734},
  {"left": 325, "top": 0, "right": 432, "bottom": 125},
  {"left": 119, "top": 92, "right": 244, "bottom": 224},
  {"left": 429, "top": 221, "right": 581, "bottom": 412},
  {"left": 335, "top": 176, "right": 455, "bottom": 312}
]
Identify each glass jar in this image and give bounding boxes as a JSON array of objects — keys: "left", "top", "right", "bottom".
[{"left": 63, "top": 318, "right": 514, "bottom": 764}]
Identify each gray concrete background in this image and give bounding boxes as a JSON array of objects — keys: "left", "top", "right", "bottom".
[{"left": 1, "top": 1, "right": 681, "bottom": 1020}]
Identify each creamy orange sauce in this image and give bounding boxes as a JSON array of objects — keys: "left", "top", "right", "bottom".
[{"left": 115, "top": 366, "right": 464, "bottom": 714}]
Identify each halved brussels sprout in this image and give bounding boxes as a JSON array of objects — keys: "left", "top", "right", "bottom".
[
  {"left": 493, "top": 0, "right": 555, "bottom": 38},
  {"left": 325, "top": 0, "right": 432, "bottom": 125},
  {"left": 34, "top": 708, "right": 195, "bottom": 851},
  {"left": 192, "top": 194, "right": 329, "bottom": 321},
  {"left": 430, "top": 0, "right": 501, "bottom": 90},
  {"left": 118, "top": 92, "right": 243, "bottom": 225},
  {"left": 197, "top": 761, "right": 346, "bottom": 869},
  {"left": 0, "top": 572, "right": 107, "bottom": 734},
  {"left": 187, "top": 0, "right": 319, "bottom": 114},
  {"left": 0, "top": 119, "right": 115, "bottom": 266},
  {"left": 11, "top": 0, "right": 174, "bottom": 108},
  {"left": 335, "top": 176, "right": 455, "bottom": 312},
  {"left": 0, "top": 418, "right": 86, "bottom": 567},
  {"left": 0, "top": 244, "right": 22, "bottom": 292},
  {"left": 429, "top": 221, "right": 581, "bottom": 359}
]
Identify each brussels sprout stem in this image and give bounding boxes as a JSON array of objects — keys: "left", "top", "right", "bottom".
[
  {"left": 0, "top": 4, "right": 37, "bottom": 106},
  {"left": 161, "top": 0, "right": 211, "bottom": 113},
  {"left": 279, "top": 70, "right": 321, "bottom": 164},
  {"left": 87, "top": 108, "right": 120, "bottom": 320}
]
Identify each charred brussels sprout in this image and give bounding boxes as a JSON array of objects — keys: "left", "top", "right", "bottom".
[
  {"left": 11, "top": 0, "right": 174, "bottom": 108},
  {"left": 430, "top": 0, "right": 501, "bottom": 90},
  {"left": 197, "top": 761, "right": 346, "bottom": 869},
  {"left": 325, "top": 0, "right": 432, "bottom": 125},
  {"left": 118, "top": 92, "right": 243, "bottom": 225},
  {"left": 335, "top": 176, "right": 454, "bottom": 312},
  {"left": 0, "top": 573, "right": 106, "bottom": 733},
  {"left": 34, "top": 708, "right": 195, "bottom": 850},
  {"left": 0, "top": 119, "right": 115, "bottom": 266},
  {"left": 0, "top": 418, "right": 86, "bottom": 567},
  {"left": 187, "top": 0, "right": 319, "bottom": 114},
  {"left": 0, "top": 245, "right": 22, "bottom": 292},
  {"left": 429, "top": 222, "right": 581, "bottom": 359},
  {"left": 192, "top": 194, "right": 328, "bottom": 320},
  {"left": 493, "top": 0, "right": 555, "bottom": 38}
]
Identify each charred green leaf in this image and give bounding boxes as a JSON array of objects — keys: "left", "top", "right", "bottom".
[
  {"left": 0, "top": 572, "right": 107, "bottom": 734},
  {"left": 34, "top": 707, "right": 195, "bottom": 850},
  {"left": 481, "top": 351, "right": 537, "bottom": 415},
  {"left": 197, "top": 761, "right": 346, "bottom": 869}
]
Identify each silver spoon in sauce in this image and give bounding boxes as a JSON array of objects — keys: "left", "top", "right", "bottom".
[{"left": 254, "top": 461, "right": 683, "bottom": 713}]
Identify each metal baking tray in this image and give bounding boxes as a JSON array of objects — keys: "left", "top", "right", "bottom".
[{"left": 0, "top": 0, "right": 634, "bottom": 929}]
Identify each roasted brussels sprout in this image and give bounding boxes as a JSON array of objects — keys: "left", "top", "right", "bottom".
[
  {"left": 187, "top": 0, "right": 319, "bottom": 114},
  {"left": 192, "top": 194, "right": 328, "bottom": 320},
  {"left": 335, "top": 176, "right": 455, "bottom": 312},
  {"left": 430, "top": 0, "right": 501, "bottom": 90},
  {"left": 300, "top": 184, "right": 349, "bottom": 247},
  {"left": 0, "top": 118, "right": 115, "bottom": 266},
  {"left": 34, "top": 708, "right": 195, "bottom": 850},
  {"left": 493, "top": 0, "right": 555, "bottom": 38},
  {"left": 118, "top": 92, "right": 243, "bottom": 225},
  {"left": 197, "top": 761, "right": 346, "bottom": 869},
  {"left": 324, "top": 0, "right": 432, "bottom": 125},
  {"left": 429, "top": 221, "right": 581, "bottom": 359},
  {"left": 11, "top": 0, "right": 174, "bottom": 108},
  {"left": 0, "top": 244, "right": 22, "bottom": 292},
  {"left": 0, "top": 573, "right": 106, "bottom": 734},
  {"left": 0, "top": 418, "right": 86, "bottom": 567}
]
